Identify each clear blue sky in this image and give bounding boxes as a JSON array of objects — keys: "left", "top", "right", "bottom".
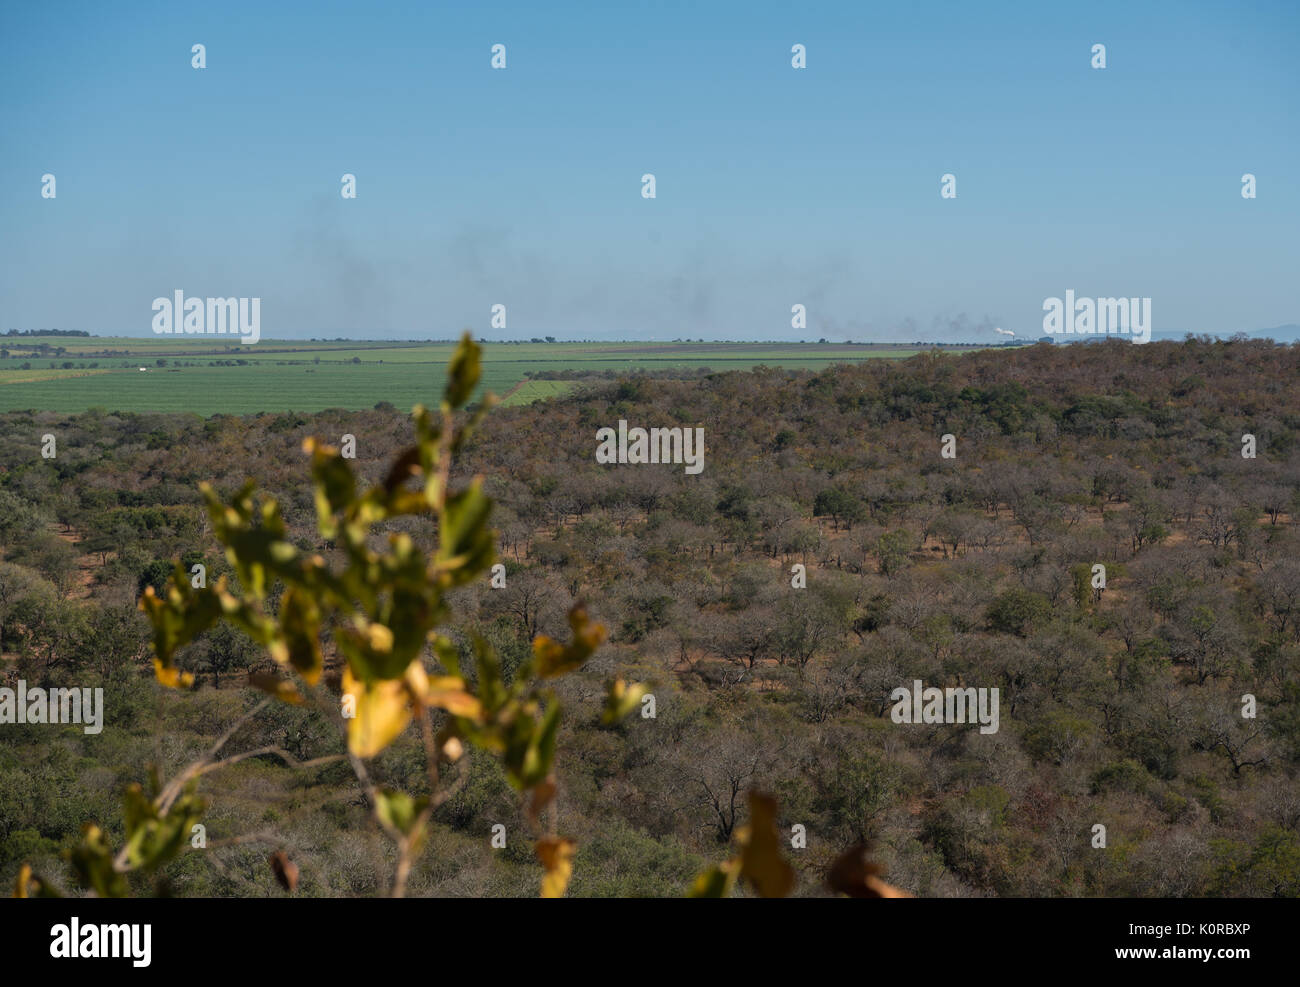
[{"left": 2, "top": 0, "right": 1296, "bottom": 341}]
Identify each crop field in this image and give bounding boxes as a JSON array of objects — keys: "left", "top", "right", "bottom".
[
  {"left": 497, "top": 379, "right": 580, "bottom": 407},
  {"left": 0, "top": 337, "right": 941, "bottom": 415}
]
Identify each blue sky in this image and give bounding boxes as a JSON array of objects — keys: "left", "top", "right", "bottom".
[{"left": 2, "top": 0, "right": 1296, "bottom": 341}]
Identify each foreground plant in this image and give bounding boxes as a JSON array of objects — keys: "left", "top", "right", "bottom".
[
  {"left": 16, "top": 333, "right": 642, "bottom": 898},
  {"left": 688, "top": 791, "right": 912, "bottom": 898}
]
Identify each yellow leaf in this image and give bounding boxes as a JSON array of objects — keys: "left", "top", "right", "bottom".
[
  {"left": 600, "top": 678, "right": 648, "bottom": 725},
  {"left": 248, "top": 672, "right": 305, "bottom": 705},
  {"left": 425, "top": 674, "right": 466, "bottom": 692},
  {"left": 425, "top": 688, "right": 482, "bottom": 720},
  {"left": 536, "top": 836, "right": 575, "bottom": 898},
  {"left": 343, "top": 667, "right": 415, "bottom": 758},
  {"left": 407, "top": 665, "right": 483, "bottom": 721},
  {"left": 405, "top": 660, "right": 429, "bottom": 696},
  {"left": 367, "top": 622, "right": 394, "bottom": 653},
  {"left": 13, "top": 864, "right": 32, "bottom": 898},
  {"left": 738, "top": 792, "right": 795, "bottom": 898},
  {"left": 152, "top": 659, "right": 194, "bottom": 689}
]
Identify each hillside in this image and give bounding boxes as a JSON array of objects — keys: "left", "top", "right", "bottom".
[{"left": 2, "top": 337, "right": 1299, "bottom": 897}]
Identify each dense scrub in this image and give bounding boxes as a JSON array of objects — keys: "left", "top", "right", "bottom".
[{"left": 3, "top": 337, "right": 1299, "bottom": 896}]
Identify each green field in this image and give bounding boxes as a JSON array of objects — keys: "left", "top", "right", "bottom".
[
  {"left": 0, "top": 337, "right": 940, "bottom": 415},
  {"left": 497, "top": 379, "right": 580, "bottom": 407}
]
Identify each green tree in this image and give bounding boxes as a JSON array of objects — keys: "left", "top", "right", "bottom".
[
  {"left": 986, "top": 588, "right": 1052, "bottom": 636},
  {"left": 876, "top": 529, "right": 912, "bottom": 577}
]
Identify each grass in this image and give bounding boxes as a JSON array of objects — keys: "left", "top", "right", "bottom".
[{"left": 0, "top": 337, "right": 952, "bottom": 415}]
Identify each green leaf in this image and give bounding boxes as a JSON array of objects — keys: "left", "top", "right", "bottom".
[
  {"left": 444, "top": 333, "right": 481, "bottom": 409},
  {"left": 275, "top": 586, "right": 323, "bottom": 684},
  {"left": 305, "top": 437, "right": 358, "bottom": 522},
  {"left": 522, "top": 701, "right": 562, "bottom": 787},
  {"left": 66, "top": 824, "right": 128, "bottom": 898},
  {"left": 533, "top": 605, "right": 606, "bottom": 678},
  {"left": 437, "top": 479, "right": 494, "bottom": 578},
  {"left": 430, "top": 633, "right": 461, "bottom": 677},
  {"left": 374, "top": 787, "right": 428, "bottom": 838},
  {"left": 687, "top": 859, "right": 739, "bottom": 898}
]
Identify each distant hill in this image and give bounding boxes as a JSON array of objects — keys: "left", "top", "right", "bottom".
[{"left": 1150, "top": 325, "right": 1300, "bottom": 343}]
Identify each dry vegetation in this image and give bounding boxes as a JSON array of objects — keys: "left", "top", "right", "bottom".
[{"left": 3, "top": 337, "right": 1299, "bottom": 896}]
